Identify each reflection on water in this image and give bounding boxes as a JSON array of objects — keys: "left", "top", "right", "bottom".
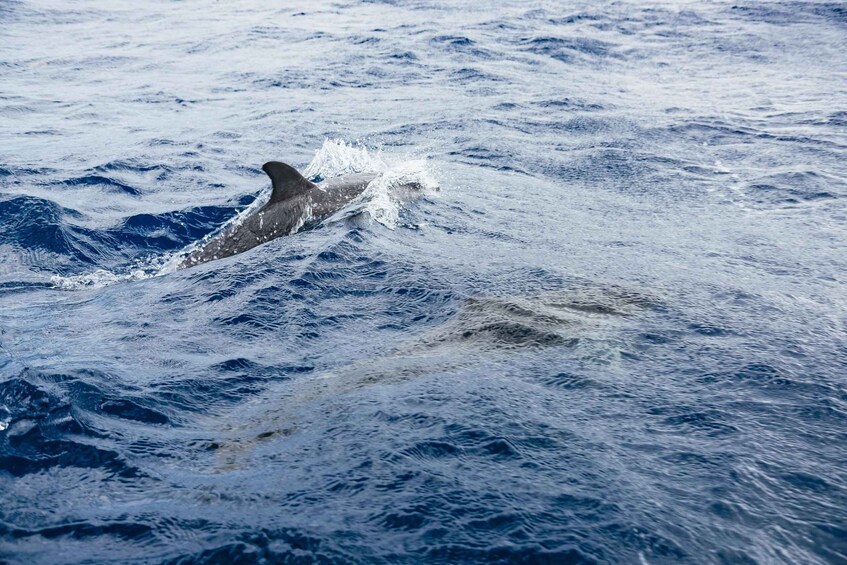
[{"left": 210, "top": 285, "right": 663, "bottom": 464}]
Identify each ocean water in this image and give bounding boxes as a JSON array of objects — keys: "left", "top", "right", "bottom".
[{"left": 1, "top": 0, "right": 846, "bottom": 563}]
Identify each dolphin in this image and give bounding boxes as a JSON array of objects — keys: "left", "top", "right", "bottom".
[{"left": 179, "top": 161, "right": 402, "bottom": 268}]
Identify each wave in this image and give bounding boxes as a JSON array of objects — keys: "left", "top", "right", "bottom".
[{"left": 0, "top": 369, "right": 149, "bottom": 478}]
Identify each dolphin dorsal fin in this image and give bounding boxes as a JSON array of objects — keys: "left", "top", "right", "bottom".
[{"left": 262, "top": 161, "right": 316, "bottom": 203}]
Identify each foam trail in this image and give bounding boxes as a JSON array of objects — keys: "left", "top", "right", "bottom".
[{"left": 50, "top": 253, "right": 175, "bottom": 290}]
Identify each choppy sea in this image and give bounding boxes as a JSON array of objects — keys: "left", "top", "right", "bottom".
[{"left": 1, "top": 1, "right": 846, "bottom": 563}]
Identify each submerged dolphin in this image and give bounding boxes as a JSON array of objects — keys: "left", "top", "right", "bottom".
[{"left": 179, "top": 162, "right": 395, "bottom": 268}]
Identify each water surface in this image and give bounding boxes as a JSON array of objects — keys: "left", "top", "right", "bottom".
[{"left": 1, "top": 1, "right": 846, "bottom": 563}]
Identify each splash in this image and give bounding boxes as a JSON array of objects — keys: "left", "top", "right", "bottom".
[
  {"left": 306, "top": 139, "right": 437, "bottom": 229},
  {"left": 303, "top": 138, "right": 388, "bottom": 179},
  {"left": 325, "top": 158, "right": 438, "bottom": 229}
]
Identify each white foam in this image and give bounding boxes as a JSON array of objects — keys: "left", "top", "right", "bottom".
[
  {"left": 303, "top": 138, "right": 388, "bottom": 179},
  {"left": 324, "top": 158, "right": 439, "bottom": 230}
]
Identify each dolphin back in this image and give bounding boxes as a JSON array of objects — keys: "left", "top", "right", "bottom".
[{"left": 178, "top": 162, "right": 410, "bottom": 269}]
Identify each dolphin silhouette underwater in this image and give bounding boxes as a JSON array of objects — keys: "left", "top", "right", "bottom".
[{"left": 178, "top": 161, "right": 420, "bottom": 268}]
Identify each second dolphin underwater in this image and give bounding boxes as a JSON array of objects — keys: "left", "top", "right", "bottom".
[{"left": 179, "top": 161, "right": 421, "bottom": 268}]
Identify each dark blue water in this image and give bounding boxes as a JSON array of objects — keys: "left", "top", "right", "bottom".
[{"left": 2, "top": 1, "right": 846, "bottom": 563}]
